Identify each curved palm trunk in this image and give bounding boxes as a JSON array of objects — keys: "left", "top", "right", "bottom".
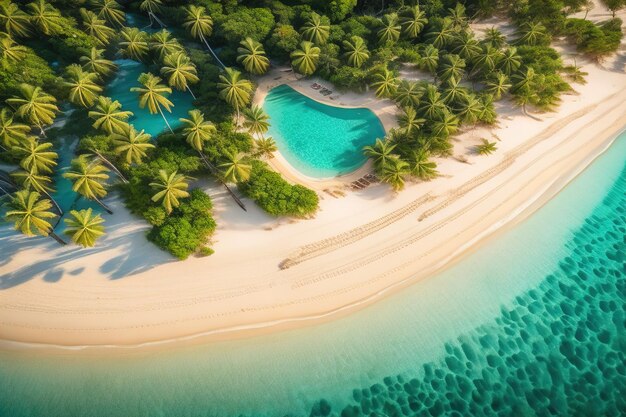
[
  {"left": 186, "top": 85, "right": 197, "bottom": 100},
  {"left": 197, "top": 151, "right": 247, "bottom": 211},
  {"left": 49, "top": 231, "right": 67, "bottom": 245},
  {"left": 94, "top": 196, "right": 114, "bottom": 214},
  {"left": 199, "top": 32, "right": 226, "bottom": 69},
  {"left": 42, "top": 189, "right": 64, "bottom": 217},
  {"left": 38, "top": 123, "right": 47, "bottom": 137},
  {"left": 92, "top": 150, "right": 128, "bottom": 183},
  {"left": 0, "top": 183, "right": 11, "bottom": 198},
  {"left": 157, "top": 106, "right": 174, "bottom": 133}
]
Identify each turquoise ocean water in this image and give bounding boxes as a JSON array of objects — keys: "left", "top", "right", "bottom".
[
  {"left": 0, "top": 130, "right": 624, "bottom": 415},
  {"left": 264, "top": 84, "right": 386, "bottom": 178}
]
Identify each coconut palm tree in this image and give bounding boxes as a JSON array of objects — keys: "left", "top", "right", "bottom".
[
  {"left": 398, "top": 106, "right": 425, "bottom": 134},
  {"left": 394, "top": 80, "right": 422, "bottom": 108},
  {"left": 254, "top": 137, "right": 277, "bottom": 159},
  {"left": 91, "top": 0, "right": 125, "bottom": 28},
  {"left": 452, "top": 30, "right": 481, "bottom": 63},
  {"left": 10, "top": 169, "right": 62, "bottom": 215},
  {"left": 301, "top": 13, "right": 330, "bottom": 45},
  {"left": 131, "top": 72, "right": 174, "bottom": 133},
  {"left": 408, "top": 150, "right": 438, "bottom": 180},
  {"left": 371, "top": 68, "right": 397, "bottom": 98},
  {"left": 150, "top": 169, "right": 189, "bottom": 214},
  {"left": 440, "top": 77, "right": 469, "bottom": 106},
  {"left": 4, "top": 190, "right": 66, "bottom": 244},
  {"left": 150, "top": 29, "right": 182, "bottom": 62},
  {"left": 64, "top": 208, "right": 105, "bottom": 248},
  {"left": 290, "top": 41, "right": 320, "bottom": 76},
  {"left": 399, "top": 5, "right": 427, "bottom": 39},
  {"left": 419, "top": 44, "right": 439, "bottom": 77},
  {"left": 217, "top": 67, "right": 252, "bottom": 124},
  {"left": 457, "top": 94, "right": 483, "bottom": 125},
  {"left": 63, "top": 64, "right": 103, "bottom": 108},
  {"left": 478, "top": 94, "right": 497, "bottom": 124},
  {"left": 342, "top": 36, "right": 369, "bottom": 68},
  {"left": 483, "top": 27, "right": 506, "bottom": 49},
  {"left": 485, "top": 72, "right": 511, "bottom": 100},
  {"left": 64, "top": 155, "right": 112, "bottom": 214},
  {"left": 417, "top": 84, "right": 446, "bottom": 120},
  {"left": 448, "top": 3, "right": 468, "bottom": 29},
  {"left": 381, "top": 156, "right": 409, "bottom": 192},
  {"left": 517, "top": 21, "right": 548, "bottom": 46},
  {"left": 0, "top": 2, "right": 31, "bottom": 38},
  {"left": 13, "top": 137, "right": 57, "bottom": 174},
  {"left": 0, "top": 108, "right": 30, "bottom": 151},
  {"left": 219, "top": 150, "right": 251, "bottom": 183},
  {"left": 89, "top": 96, "right": 132, "bottom": 135},
  {"left": 511, "top": 67, "right": 536, "bottom": 94},
  {"left": 237, "top": 37, "right": 270, "bottom": 75},
  {"left": 27, "top": 0, "right": 62, "bottom": 35},
  {"left": 377, "top": 13, "right": 401, "bottom": 44},
  {"left": 80, "top": 8, "right": 114, "bottom": 46},
  {"left": 0, "top": 35, "right": 27, "bottom": 66},
  {"left": 363, "top": 138, "right": 396, "bottom": 172},
  {"left": 6, "top": 84, "right": 58, "bottom": 136},
  {"left": 426, "top": 18, "right": 454, "bottom": 49},
  {"left": 181, "top": 5, "right": 224, "bottom": 69},
  {"left": 80, "top": 47, "right": 117, "bottom": 79},
  {"left": 161, "top": 52, "right": 199, "bottom": 99},
  {"left": 431, "top": 110, "right": 459, "bottom": 137},
  {"left": 499, "top": 47, "right": 522, "bottom": 75},
  {"left": 119, "top": 27, "right": 149, "bottom": 62},
  {"left": 243, "top": 105, "right": 269, "bottom": 138},
  {"left": 111, "top": 125, "right": 154, "bottom": 165},
  {"left": 140, "top": 0, "right": 165, "bottom": 28},
  {"left": 472, "top": 44, "right": 501, "bottom": 76},
  {"left": 437, "top": 54, "right": 466, "bottom": 83},
  {"left": 476, "top": 138, "right": 497, "bottom": 155}
]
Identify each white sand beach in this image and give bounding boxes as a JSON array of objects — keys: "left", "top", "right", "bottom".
[{"left": 1, "top": 4, "right": 625, "bottom": 350}]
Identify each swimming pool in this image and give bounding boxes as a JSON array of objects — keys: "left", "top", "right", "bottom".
[{"left": 263, "top": 85, "right": 385, "bottom": 178}]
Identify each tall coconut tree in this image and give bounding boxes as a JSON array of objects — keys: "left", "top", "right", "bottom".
[
  {"left": 431, "top": 110, "right": 459, "bottom": 137},
  {"left": 111, "top": 125, "right": 154, "bottom": 165},
  {"left": 381, "top": 156, "right": 409, "bottom": 192},
  {"left": 0, "top": 108, "right": 30, "bottom": 151},
  {"left": 472, "top": 44, "right": 502, "bottom": 77},
  {"left": 80, "top": 8, "right": 115, "bottom": 46},
  {"left": 27, "top": 0, "right": 63, "bottom": 36},
  {"left": 217, "top": 67, "right": 252, "bottom": 124},
  {"left": 394, "top": 80, "right": 423, "bottom": 108},
  {"left": 237, "top": 37, "right": 270, "bottom": 75},
  {"left": 10, "top": 168, "right": 63, "bottom": 215},
  {"left": 161, "top": 52, "right": 199, "bottom": 99},
  {"left": 181, "top": 5, "right": 224, "bottom": 68},
  {"left": 417, "top": 84, "right": 446, "bottom": 120},
  {"left": 342, "top": 36, "right": 369, "bottom": 68},
  {"left": 63, "top": 64, "right": 103, "bottom": 108},
  {"left": 441, "top": 77, "right": 469, "bottom": 106},
  {"left": 419, "top": 44, "right": 439, "bottom": 76},
  {"left": 452, "top": 30, "right": 481, "bottom": 62},
  {"left": 80, "top": 47, "right": 117, "bottom": 79},
  {"left": 89, "top": 96, "right": 132, "bottom": 135},
  {"left": 290, "top": 41, "right": 320, "bottom": 76},
  {"left": 371, "top": 68, "right": 397, "bottom": 98},
  {"left": 4, "top": 190, "right": 66, "bottom": 245},
  {"left": 0, "top": 35, "right": 27, "bottom": 66},
  {"left": 398, "top": 106, "right": 425, "bottom": 135},
  {"left": 408, "top": 150, "right": 438, "bottom": 181},
  {"left": 64, "top": 155, "right": 113, "bottom": 214},
  {"left": 301, "top": 13, "right": 330, "bottom": 45},
  {"left": 243, "top": 105, "right": 269, "bottom": 139},
  {"left": 64, "top": 208, "right": 105, "bottom": 248},
  {"left": 6, "top": 84, "right": 58, "bottom": 136},
  {"left": 483, "top": 27, "right": 506, "bottom": 49},
  {"left": 0, "top": 3, "right": 32, "bottom": 38},
  {"left": 119, "top": 27, "right": 149, "bottom": 62},
  {"left": 140, "top": 0, "right": 166, "bottom": 28},
  {"left": 254, "top": 137, "right": 277, "bottom": 159},
  {"left": 13, "top": 137, "right": 57, "bottom": 174},
  {"left": 499, "top": 47, "right": 522, "bottom": 75},
  {"left": 363, "top": 138, "right": 397, "bottom": 172},
  {"left": 130, "top": 72, "right": 174, "bottom": 133},
  {"left": 150, "top": 29, "right": 182, "bottom": 62},
  {"left": 219, "top": 150, "right": 251, "bottom": 183},
  {"left": 399, "top": 5, "right": 427, "bottom": 39},
  {"left": 516, "top": 21, "right": 548, "bottom": 46},
  {"left": 485, "top": 72, "right": 511, "bottom": 100},
  {"left": 377, "top": 13, "right": 401, "bottom": 44},
  {"left": 426, "top": 18, "right": 454, "bottom": 49},
  {"left": 91, "top": 0, "right": 125, "bottom": 28},
  {"left": 149, "top": 169, "right": 189, "bottom": 214},
  {"left": 437, "top": 54, "right": 466, "bottom": 83},
  {"left": 457, "top": 94, "right": 483, "bottom": 125}
]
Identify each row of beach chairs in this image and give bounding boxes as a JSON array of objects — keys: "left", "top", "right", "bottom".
[
  {"left": 311, "top": 82, "right": 333, "bottom": 96},
  {"left": 350, "top": 173, "right": 379, "bottom": 190}
]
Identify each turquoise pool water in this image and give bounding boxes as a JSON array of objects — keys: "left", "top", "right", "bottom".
[
  {"left": 0, "top": 131, "right": 624, "bottom": 416},
  {"left": 264, "top": 84, "right": 385, "bottom": 178}
]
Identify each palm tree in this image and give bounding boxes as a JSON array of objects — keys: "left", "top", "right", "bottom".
[
  {"left": 237, "top": 37, "right": 270, "bottom": 75},
  {"left": 80, "top": 8, "right": 114, "bottom": 46},
  {"left": 0, "top": 3, "right": 31, "bottom": 38},
  {"left": 448, "top": 3, "right": 468, "bottom": 29},
  {"left": 91, "top": 0, "right": 125, "bottom": 28},
  {"left": 0, "top": 108, "right": 30, "bottom": 151},
  {"left": 161, "top": 52, "right": 199, "bottom": 99},
  {"left": 6, "top": 84, "right": 58, "bottom": 136},
  {"left": 290, "top": 41, "right": 320, "bottom": 76},
  {"left": 483, "top": 27, "right": 506, "bottom": 49},
  {"left": 377, "top": 13, "right": 401, "bottom": 44},
  {"left": 371, "top": 68, "right": 397, "bottom": 98},
  {"left": 217, "top": 67, "right": 252, "bottom": 124},
  {"left": 89, "top": 96, "right": 132, "bottom": 135},
  {"left": 131, "top": 72, "right": 174, "bottom": 133},
  {"left": 119, "top": 27, "right": 149, "bottom": 62},
  {"left": 363, "top": 138, "right": 396, "bottom": 172},
  {"left": 452, "top": 30, "right": 482, "bottom": 62},
  {"left": 342, "top": 36, "right": 369, "bottom": 68},
  {"left": 4, "top": 190, "right": 66, "bottom": 244},
  {"left": 150, "top": 169, "right": 189, "bottom": 214},
  {"left": 381, "top": 156, "right": 409, "bottom": 192},
  {"left": 437, "top": 54, "right": 466, "bottom": 83},
  {"left": 0, "top": 35, "right": 27, "bottom": 66},
  {"left": 13, "top": 138, "right": 57, "bottom": 174},
  {"left": 111, "top": 125, "right": 154, "bottom": 165},
  {"left": 476, "top": 138, "right": 497, "bottom": 155},
  {"left": 399, "top": 5, "right": 427, "bottom": 39},
  {"left": 517, "top": 21, "right": 548, "bottom": 46},
  {"left": 457, "top": 94, "right": 483, "bottom": 125},
  {"left": 254, "top": 137, "right": 277, "bottom": 159},
  {"left": 301, "top": 13, "right": 330, "bottom": 45},
  {"left": 408, "top": 150, "right": 438, "bottom": 180},
  {"left": 140, "top": 0, "right": 165, "bottom": 28},
  {"left": 499, "top": 47, "right": 522, "bottom": 75},
  {"left": 398, "top": 106, "right": 425, "bottom": 134},
  {"left": 512, "top": 67, "right": 536, "bottom": 94},
  {"left": 64, "top": 155, "right": 112, "bottom": 214},
  {"left": 441, "top": 77, "right": 469, "bottom": 106},
  {"left": 473, "top": 45, "right": 502, "bottom": 76},
  {"left": 219, "top": 151, "right": 251, "bottom": 183},
  {"left": 80, "top": 47, "right": 117, "bottom": 79},
  {"left": 426, "top": 18, "right": 454, "bottom": 49},
  {"left": 419, "top": 44, "right": 439, "bottom": 77},
  {"left": 417, "top": 84, "right": 445, "bottom": 119},
  {"left": 181, "top": 5, "right": 225, "bottom": 69},
  {"left": 431, "top": 110, "right": 459, "bottom": 137},
  {"left": 394, "top": 80, "right": 422, "bottom": 108},
  {"left": 27, "top": 0, "right": 62, "bottom": 36},
  {"left": 150, "top": 29, "right": 182, "bottom": 62},
  {"left": 243, "top": 105, "right": 269, "bottom": 138},
  {"left": 64, "top": 208, "right": 105, "bottom": 248},
  {"left": 63, "top": 64, "right": 103, "bottom": 108},
  {"left": 10, "top": 169, "right": 62, "bottom": 215},
  {"left": 485, "top": 72, "right": 511, "bottom": 100}
]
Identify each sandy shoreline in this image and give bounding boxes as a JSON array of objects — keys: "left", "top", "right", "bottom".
[{"left": 1, "top": 6, "right": 625, "bottom": 352}]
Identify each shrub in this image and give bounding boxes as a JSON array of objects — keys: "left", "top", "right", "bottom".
[{"left": 564, "top": 18, "right": 623, "bottom": 59}]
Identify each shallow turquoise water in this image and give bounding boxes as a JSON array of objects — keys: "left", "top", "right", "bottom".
[
  {"left": 264, "top": 84, "right": 385, "bottom": 178},
  {"left": 0, "top": 131, "right": 624, "bottom": 416}
]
